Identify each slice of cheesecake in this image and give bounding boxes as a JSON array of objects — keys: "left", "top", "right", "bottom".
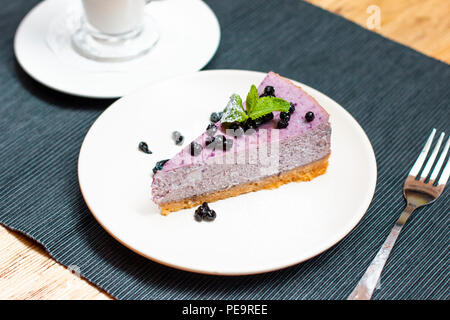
[{"left": 152, "top": 72, "right": 331, "bottom": 215}]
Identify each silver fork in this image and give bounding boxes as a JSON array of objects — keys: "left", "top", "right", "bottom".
[{"left": 347, "top": 128, "right": 449, "bottom": 300}]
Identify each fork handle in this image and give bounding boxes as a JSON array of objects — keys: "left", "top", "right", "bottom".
[{"left": 347, "top": 205, "right": 415, "bottom": 300}]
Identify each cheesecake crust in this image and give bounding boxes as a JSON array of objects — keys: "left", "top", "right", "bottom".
[{"left": 159, "top": 155, "right": 330, "bottom": 215}]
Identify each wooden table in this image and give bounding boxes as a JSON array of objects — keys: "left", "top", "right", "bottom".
[{"left": 1, "top": 0, "right": 449, "bottom": 300}]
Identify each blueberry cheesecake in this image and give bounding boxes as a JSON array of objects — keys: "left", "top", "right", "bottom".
[{"left": 152, "top": 72, "right": 331, "bottom": 215}]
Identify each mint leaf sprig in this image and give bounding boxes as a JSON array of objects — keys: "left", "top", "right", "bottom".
[
  {"left": 221, "top": 85, "right": 290, "bottom": 124},
  {"left": 245, "top": 84, "right": 259, "bottom": 115},
  {"left": 248, "top": 97, "right": 290, "bottom": 119}
]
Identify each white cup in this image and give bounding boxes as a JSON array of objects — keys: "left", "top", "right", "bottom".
[
  {"left": 72, "top": 0, "right": 159, "bottom": 61},
  {"left": 81, "top": 0, "right": 147, "bottom": 36}
]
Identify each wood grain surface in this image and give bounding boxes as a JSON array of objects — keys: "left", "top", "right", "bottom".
[
  {"left": 310, "top": 0, "right": 450, "bottom": 63},
  {"left": 1, "top": 0, "right": 449, "bottom": 300}
]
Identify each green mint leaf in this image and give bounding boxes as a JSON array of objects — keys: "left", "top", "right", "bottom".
[
  {"left": 248, "top": 97, "right": 290, "bottom": 119},
  {"left": 220, "top": 94, "right": 249, "bottom": 123},
  {"left": 245, "top": 84, "right": 258, "bottom": 114}
]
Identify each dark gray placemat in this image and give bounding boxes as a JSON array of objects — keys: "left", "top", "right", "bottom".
[{"left": 1, "top": 0, "right": 449, "bottom": 300}]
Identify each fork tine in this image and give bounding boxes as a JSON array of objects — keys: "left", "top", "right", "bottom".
[
  {"left": 409, "top": 128, "right": 436, "bottom": 177},
  {"left": 437, "top": 140, "right": 450, "bottom": 186},
  {"left": 430, "top": 137, "right": 450, "bottom": 182},
  {"left": 421, "top": 132, "right": 445, "bottom": 179}
]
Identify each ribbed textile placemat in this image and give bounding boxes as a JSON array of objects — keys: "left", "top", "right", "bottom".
[{"left": 1, "top": 0, "right": 449, "bottom": 300}]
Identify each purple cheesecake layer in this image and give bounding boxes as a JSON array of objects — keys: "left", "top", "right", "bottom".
[
  {"left": 151, "top": 72, "right": 331, "bottom": 205},
  {"left": 161, "top": 72, "right": 329, "bottom": 172},
  {"left": 152, "top": 122, "right": 331, "bottom": 204}
]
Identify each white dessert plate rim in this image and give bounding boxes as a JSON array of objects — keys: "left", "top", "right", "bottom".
[{"left": 78, "top": 69, "right": 377, "bottom": 275}]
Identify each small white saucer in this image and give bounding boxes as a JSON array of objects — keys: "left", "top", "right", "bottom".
[{"left": 14, "top": 0, "right": 221, "bottom": 98}]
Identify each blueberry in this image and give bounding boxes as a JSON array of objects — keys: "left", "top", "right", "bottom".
[
  {"left": 254, "top": 117, "right": 264, "bottom": 126},
  {"left": 228, "top": 123, "right": 244, "bottom": 138},
  {"left": 210, "top": 112, "right": 222, "bottom": 123},
  {"left": 305, "top": 111, "right": 315, "bottom": 122},
  {"left": 214, "top": 135, "right": 225, "bottom": 148},
  {"left": 254, "top": 113, "right": 273, "bottom": 126},
  {"left": 280, "top": 112, "right": 290, "bottom": 121},
  {"left": 172, "top": 131, "right": 181, "bottom": 139},
  {"left": 205, "top": 136, "right": 215, "bottom": 149},
  {"left": 172, "top": 131, "right": 184, "bottom": 145},
  {"left": 199, "top": 202, "right": 208, "bottom": 212},
  {"left": 152, "top": 159, "right": 169, "bottom": 174},
  {"left": 203, "top": 210, "right": 216, "bottom": 221},
  {"left": 175, "top": 135, "right": 184, "bottom": 145},
  {"left": 259, "top": 86, "right": 275, "bottom": 98},
  {"left": 194, "top": 212, "right": 203, "bottom": 221},
  {"left": 190, "top": 141, "right": 203, "bottom": 156},
  {"left": 172, "top": 132, "right": 184, "bottom": 145},
  {"left": 289, "top": 103, "right": 296, "bottom": 114},
  {"left": 244, "top": 118, "right": 256, "bottom": 129},
  {"left": 201, "top": 202, "right": 209, "bottom": 209},
  {"left": 277, "top": 119, "right": 289, "bottom": 129},
  {"left": 260, "top": 92, "right": 275, "bottom": 98},
  {"left": 157, "top": 159, "right": 169, "bottom": 167},
  {"left": 212, "top": 135, "right": 236, "bottom": 151},
  {"left": 194, "top": 205, "right": 208, "bottom": 221},
  {"left": 244, "top": 119, "right": 257, "bottom": 135},
  {"left": 263, "top": 112, "right": 274, "bottom": 122},
  {"left": 194, "top": 202, "right": 216, "bottom": 222},
  {"left": 206, "top": 123, "right": 217, "bottom": 136},
  {"left": 138, "top": 141, "right": 152, "bottom": 154},
  {"left": 223, "top": 138, "right": 233, "bottom": 151},
  {"left": 264, "top": 86, "right": 275, "bottom": 97}
]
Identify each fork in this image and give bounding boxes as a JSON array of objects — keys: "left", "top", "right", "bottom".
[{"left": 347, "top": 128, "right": 449, "bottom": 300}]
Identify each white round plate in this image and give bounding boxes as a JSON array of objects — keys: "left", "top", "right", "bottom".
[
  {"left": 14, "top": 0, "right": 220, "bottom": 98},
  {"left": 78, "top": 70, "right": 377, "bottom": 275}
]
